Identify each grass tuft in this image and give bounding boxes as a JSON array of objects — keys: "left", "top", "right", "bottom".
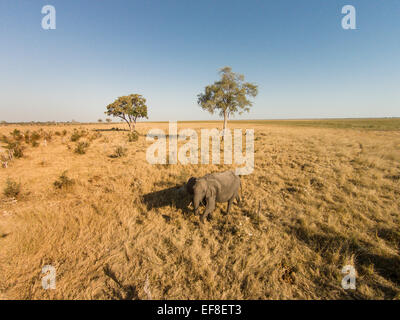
[{"left": 3, "top": 178, "right": 21, "bottom": 198}]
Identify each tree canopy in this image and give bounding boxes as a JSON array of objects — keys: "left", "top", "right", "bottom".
[
  {"left": 197, "top": 66, "right": 258, "bottom": 133},
  {"left": 105, "top": 94, "right": 148, "bottom": 131}
]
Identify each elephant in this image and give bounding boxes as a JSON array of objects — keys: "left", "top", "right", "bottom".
[{"left": 185, "top": 170, "right": 241, "bottom": 222}]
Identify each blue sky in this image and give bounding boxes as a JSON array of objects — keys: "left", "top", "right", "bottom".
[{"left": 0, "top": 0, "right": 399, "bottom": 122}]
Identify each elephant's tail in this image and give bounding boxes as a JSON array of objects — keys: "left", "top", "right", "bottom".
[
  {"left": 238, "top": 178, "right": 243, "bottom": 203},
  {"left": 235, "top": 172, "right": 243, "bottom": 203}
]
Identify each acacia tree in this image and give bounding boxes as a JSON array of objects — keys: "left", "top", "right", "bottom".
[
  {"left": 197, "top": 67, "right": 258, "bottom": 134},
  {"left": 105, "top": 94, "right": 148, "bottom": 131}
]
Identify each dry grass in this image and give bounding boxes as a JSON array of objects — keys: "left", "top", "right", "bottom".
[{"left": 0, "top": 121, "right": 399, "bottom": 300}]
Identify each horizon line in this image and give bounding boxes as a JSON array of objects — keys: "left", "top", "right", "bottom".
[{"left": 1, "top": 116, "right": 400, "bottom": 125}]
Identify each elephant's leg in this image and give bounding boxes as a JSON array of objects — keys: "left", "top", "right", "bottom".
[
  {"left": 236, "top": 191, "right": 241, "bottom": 204},
  {"left": 201, "top": 197, "right": 215, "bottom": 223},
  {"left": 226, "top": 197, "right": 234, "bottom": 215}
]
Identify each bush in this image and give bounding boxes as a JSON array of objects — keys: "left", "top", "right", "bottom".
[
  {"left": 0, "top": 134, "right": 9, "bottom": 143},
  {"left": 89, "top": 132, "right": 102, "bottom": 141},
  {"left": 74, "top": 141, "right": 90, "bottom": 154},
  {"left": 127, "top": 131, "right": 139, "bottom": 142},
  {"left": 53, "top": 171, "right": 75, "bottom": 189},
  {"left": 30, "top": 131, "right": 41, "bottom": 139},
  {"left": 110, "top": 146, "right": 127, "bottom": 158},
  {"left": 24, "top": 130, "right": 31, "bottom": 143},
  {"left": 70, "top": 131, "right": 82, "bottom": 142},
  {"left": 30, "top": 131, "right": 41, "bottom": 145},
  {"left": 3, "top": 179, "right": 21, "bottom": 198},
  {"left": 11, "top": 129, "right": 22, "bottom": 141},
  {"left": 42, "top": 131, "right": 52, "bottom": 141},
  {"left": 12, "top": 143, "right": 24, "bottom": 158},
  {"left": 4, "top": 142, "right": 24, "bottom": 158}
]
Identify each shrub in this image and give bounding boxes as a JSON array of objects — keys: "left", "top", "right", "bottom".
[
  {"left": 11, "top": 129, "right": 22, "bottom": 141},
  {"left": 89, "top": 132, "right": 102, "bottom": 141},
  {"left": 74, "top": 141, "right": 90, "bottom": 154},
  {"left": 12, "top": 143, "right": 24, "bottom": 158},
  {"left": 110, "top": 146, "right": 127, "bottom": 158},
  {"left": 30, "top": 131, "right": 41, "bottom": 145},
  {"left": 3, "top": 179, "right": 21, "bottom": 198},
  {"left": 53, "top": 171, "right": 75, "bottom": 189},
  {"left": 62, "top": 129, "right": 67, "bottom": 136},
  {"left": 70, "top": 131, "right": 81, "bottom": 142},
  {"left": 0, "top": 134, "right": 9, "bottom": 143},
  {"left": 4, "top": 142, "right": 24, "bottom": 158},
  {"left": 24, "top": 130, "right": 31, "bottom": 143},
  {"left": 30, "top": 131, "right": 41, "bottom": 139},
  {"left": 127, "top": 131, "right": 139, "bottom": 142},
  {"left": 42, "top": 131, "right": 52, "bottom": 141}
]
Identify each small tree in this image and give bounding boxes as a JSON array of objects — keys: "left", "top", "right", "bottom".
[
  {"left": 106, "top": 118, "right": 112, "bottom": 123},
  {"left": 197, "top": 67, "right": 258, "bottom": 134},
  {"left": 98, "top": 119, "right": 103, "bottom": 123},
  {"left": 105, "top": 94, "right": 148, "bottom": 131}
]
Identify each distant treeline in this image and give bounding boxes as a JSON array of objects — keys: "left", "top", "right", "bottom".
[{"left": 1, "top": 118, "right": 399, "bottom": 131}]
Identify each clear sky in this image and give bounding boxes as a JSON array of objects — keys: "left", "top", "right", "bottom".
[{"left": 0, "top": 0, "right": 399, "bottom": 122}]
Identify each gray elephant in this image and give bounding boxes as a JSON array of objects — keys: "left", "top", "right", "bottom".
[{"left": 185, "top": 170, "right": 241, "bottom": 222}]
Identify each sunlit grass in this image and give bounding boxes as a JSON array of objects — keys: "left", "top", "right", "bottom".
[{"left": 0, "top": 120, "right": 399, "bottom": 299}]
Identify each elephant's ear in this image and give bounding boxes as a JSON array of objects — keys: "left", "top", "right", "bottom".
[
  {"left": 186, "top": 177, "right": 196, "bottom": 195},
  {"left": 205, "top": 181, "right": 217, "bottom": 199}
]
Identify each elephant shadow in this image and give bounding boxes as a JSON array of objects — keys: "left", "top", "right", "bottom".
[{"left": 141, "top": 186, "right": 192, "bottom": 214}]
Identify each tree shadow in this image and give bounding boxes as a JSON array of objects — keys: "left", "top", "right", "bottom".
[
  {"left": 145, "top": 133, "right": 179, "bottom": 139},
  {"left": 103, "top": 264, "right": 139, "bottom": 300},
  {"left": 93, "top": 128, "right": 129, "bottom": 132},
  {"left": 376, "top": 227, "right": 400, "bottom": 250},
  {"left": 288, "top": 224, "right": 400, "bottom": 299}
]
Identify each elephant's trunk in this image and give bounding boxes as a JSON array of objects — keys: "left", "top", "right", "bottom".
[{"left": 193, "top": 193, "right": 202, "bottom": 214}]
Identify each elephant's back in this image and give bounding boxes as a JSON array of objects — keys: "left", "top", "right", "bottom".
[{"left": 207, "top": 171, "right": 240, "bottom": 202}]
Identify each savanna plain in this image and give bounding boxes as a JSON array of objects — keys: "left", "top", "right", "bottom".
[{"left": 0, "top": 119, "right": 399, "bottom": 300}]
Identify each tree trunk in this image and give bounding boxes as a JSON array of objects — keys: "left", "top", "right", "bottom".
[
  {"left": 121, "top": 117, "right": 132, "bottom": 131},
  {"left": 222, "top": 110, "right": 228, "bottom": 138}
]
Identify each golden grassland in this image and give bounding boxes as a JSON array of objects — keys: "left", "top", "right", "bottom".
[{"left": 0, "top": 120, "right": 399, "bottom": 300}]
